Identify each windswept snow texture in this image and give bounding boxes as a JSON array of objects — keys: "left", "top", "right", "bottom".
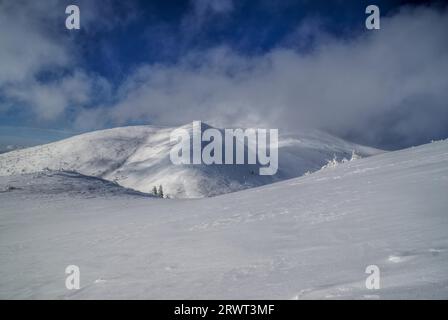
[
  {"left": 0, "top": 124, "right": 380, "bottom": 198},
  {"left": 0, "top": 140, "right": 447, "bottom": 299}
]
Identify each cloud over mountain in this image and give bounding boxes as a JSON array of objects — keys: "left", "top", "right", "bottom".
[{"left": 0, "top": 1, "right": 447, "bottom": 149}]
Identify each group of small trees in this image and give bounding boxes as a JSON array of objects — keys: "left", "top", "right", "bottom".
[
  {"left": 320, "top": 150, "right": 361, "bottom": 170},
  {"left": 152, "top": 185, "right": 164, "bottom": 198}
]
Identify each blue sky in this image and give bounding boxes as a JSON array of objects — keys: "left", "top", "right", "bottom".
[
  {"left": 62, "top": 0, "right": 429, "bottom": 80},
  {"left": 0, "top": 0, "right": 447, "bottom": 149}
]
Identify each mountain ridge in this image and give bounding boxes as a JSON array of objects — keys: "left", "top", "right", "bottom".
[{"left": 0, "top": 122, "right": 382, "bottom": 198}]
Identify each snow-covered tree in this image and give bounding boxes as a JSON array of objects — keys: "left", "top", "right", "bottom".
[
  {"left": 350, "top": 150, "right": 361, "bottom": 161},
  {"left": 152, "top": 186, "right": 158, "bottom": 196},
  {"left": 321, "top": 155, "right": 339, "bottom": 170},
  {"left": 158, "top": 185, "right": 164, "bottom": 198}
]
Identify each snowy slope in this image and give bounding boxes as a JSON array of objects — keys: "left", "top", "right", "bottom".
[
  {"left": 0, "top": 170, "right": 152, "bottom": 198},
  {"left": 0, "top": 123, "right": 380, "bottom": 198},
  {"left": 0, "top": 139, "right": 447, "bottom": 299}
]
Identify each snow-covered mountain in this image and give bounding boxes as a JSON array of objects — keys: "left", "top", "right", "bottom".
[
  {"left": 0, "top": 123, "right": 380, "bottom": 198},
  {"left": 0, "top": 139, "right": 447, "bottom": 299}
]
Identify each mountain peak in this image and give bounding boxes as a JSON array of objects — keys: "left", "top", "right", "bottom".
[{"left": 0, "top": 123, "right": 381, "bottom": 198}]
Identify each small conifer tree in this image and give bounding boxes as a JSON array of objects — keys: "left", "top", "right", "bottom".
[{"left": 158, "top": 185, "right": 164, "bottom": 198}]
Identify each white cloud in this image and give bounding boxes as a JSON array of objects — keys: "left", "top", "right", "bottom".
[
  {"left": 80, "top": 5, "right": 448, "bottom": 149},
  {"left": 0, "top": 1, "right": 69, "bottom": 86},
  {"left": 0, "top": 0, "right": 125, "bottom": 123},
  {"left": 3, "top": 71, "right": 106, "bottom": 120}
]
